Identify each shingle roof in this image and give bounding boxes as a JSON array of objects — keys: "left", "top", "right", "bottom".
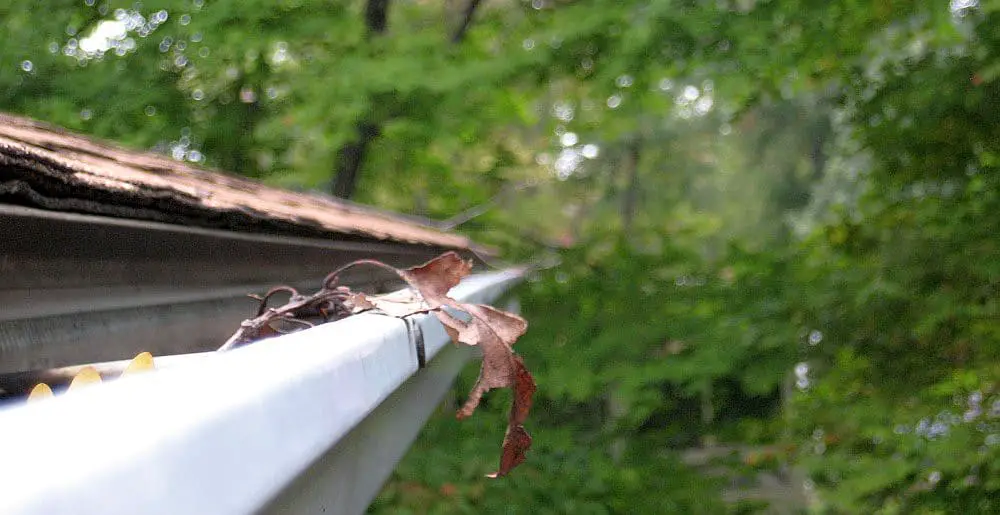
[{"left": 0, "top": 113, "right": 473, "bottom": 250}]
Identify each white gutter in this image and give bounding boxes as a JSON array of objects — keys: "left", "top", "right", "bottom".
[{"left": 0, "top": 271, "right": 522, "bottom": 515}]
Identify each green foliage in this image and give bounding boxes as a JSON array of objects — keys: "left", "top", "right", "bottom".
[
  {"left": 772, "top": 6, "right": 1000, "bottom": 510},
  {"left": 5, "top": 1, "right": 1000, "bottom": 513},
  {"left": 369, "top": 366, "right": 727, "bottom": 515}
]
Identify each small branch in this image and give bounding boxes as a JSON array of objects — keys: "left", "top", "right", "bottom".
[
  {"left": 438, "top": 180, "right": 538, "bottom": 230},
  {"left": 322, "top": 258, "right": 405, "bottom": 289},
  {"left": 219, "top": 287, "right": 352, "bottom": 351},
  {"left": 365, "top": 0, "right": 391, "bottom": 36},
  {"left": 252, "top": 286, "right": 301, "bottom": 316},
  {"left": 220, "top": 258, "right": 415, "bottom": 351}
]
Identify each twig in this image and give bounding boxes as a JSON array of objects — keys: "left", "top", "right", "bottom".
[
  {"left": 322, "top": 258, "right": 405, "bottom": 289},
  {"left": 218, "top": 287, "right": 351, "bottom": 351},
  {"left": 438, "top": 180, "right": 539, "bottom": 230},
  {"left": 220, "top": 258, "right": 419, "bottom": 351}
]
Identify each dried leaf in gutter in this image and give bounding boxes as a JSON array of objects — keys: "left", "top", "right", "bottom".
[
  {"left": 463, "top": 304, "right": 528, "bottom": 347},
  {"left": 398, "top": 254, "right": 535, "bottom": 478},
  {"left": 399, "top": 251, "right": 473, "bottom": 308},
  {"left": 220, "top": 251, "right": 536, "bottom": 477},
  {"left": 455, "top": 318, "right": 518, "bottom": 419},
  {"left": 349, "top": 289, "right": 428, "bottom": 318},
  {"left": 346, "top": 292, "right": 376, "bottom": 312}
]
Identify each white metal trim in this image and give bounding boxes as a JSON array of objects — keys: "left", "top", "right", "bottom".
[{"left": 0, "top": 271, "right": 521, "bottom": 515}]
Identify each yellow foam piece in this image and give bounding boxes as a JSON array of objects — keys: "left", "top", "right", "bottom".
[
  {"left": 27, "top": 383, "right": 54, "bottom": 402},
  {"left": 122, "top": 351, "right": 155, "bottom": 377},
  {"left": 67, "top": 366, "right": 103, "bottom": 391}
]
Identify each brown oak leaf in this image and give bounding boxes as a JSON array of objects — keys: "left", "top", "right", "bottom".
[
  {"left": 400, "top": 251, "right": 473, "bottom": 308},
  {"left": 349, "top": 289, "right": 428, "bottom": 317},
  {"left": 433, "top": 310, "right": 475, "bottom": 346},
  {"left": 456, "top": 318, "right": 518, "bottom": 419},
  {"left": 224, "top": 251, "right": 536, "bottom": 476},
  {"left": 398, "top": 253, "right": 535, "bottom": 477},
  {"left": 487, "top": 356, "right": 536, "bottom": 478},
  {"left": 488, "top": 425, "right": 532, "bottom": 478},
  {"left": 463, "top": 304, "right": 527, "bottom": 347},
  {"left": 509, "top": 355, "right": 536, "bottom": 426}
]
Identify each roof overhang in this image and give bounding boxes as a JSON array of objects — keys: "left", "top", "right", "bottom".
[{"left": 0, "top": 112, "right": 481, "bottom": 250}]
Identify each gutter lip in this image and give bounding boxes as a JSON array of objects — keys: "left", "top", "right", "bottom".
[
  {"left": 0, "top": 282, "right": 317, "bottom": 322},
  {"left": 0, "top": 203, "right": 453, "bottom": 255},
  {"left": 0, "top": 270, "right": 523, "bottom": 515}
]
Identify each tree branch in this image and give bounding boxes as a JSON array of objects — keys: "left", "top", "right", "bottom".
[
  {"left": 332, "top": 0, "right": 482, "bottom": 198},
  {"left": 451, "top": 0, "right": 484, "bottom": 43},
  {"left": 366, "top": 0, "right": 391, "bottom": 36},
  {"left": 331, "top": 122, "right": 381, "bottom": 199},
  {"left": 438, "top": 180, "right": 538, "bottom": 230},
  {"left": 330, "top": 0, "right": 391, "bottom": 198},
  {"left": 621, "top": 141, "right": 641, "bottom": 234}
]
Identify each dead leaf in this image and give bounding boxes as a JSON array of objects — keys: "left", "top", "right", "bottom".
[
  {"left": 253, "top": 286, "right": 300, "bottom": 316},
  {"left": 346, "top": 292, "right": 376, "bottom": 312},
  {"left": 399, "top": 253, "right": 534, "bottom": 476},
  {"left": 485, "top": 357, "right": 536, "bottom": 477},
  {"left": 218, "top": 250, "right": 536, "bottom": 476},
  {"left": 446, "top": 305, "right": 535, "bottom": 478},
  {"left": 457, "top": 320, "right": 517, "bottom": 419},
  {"left": 464, "top": 304, "right": 528, "bottom": 347},
  {"left": 400, "top": 251, "right": 473, "bottom": 307},
  {"left": 354, "top": 289, "right": 429, "bottom": 317},
  {"left": 510, "top": 356, "right": 536, "bottom": 426},
  {"left": 433, "top": 310, "right": 478, "bottom": 346},
  {"left": 441, "top": 317, "right": 462, "bottom": 346},
  {"left": 487, "top": 425, "right": 532, "bottom": 478}
]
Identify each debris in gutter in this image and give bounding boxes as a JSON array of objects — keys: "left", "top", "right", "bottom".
[
  {"left": 16, "top": 252, "right": 535, "bottom": 478},
  {"left": 221, "top": 251, "right": 536, "bottom": 477}
]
